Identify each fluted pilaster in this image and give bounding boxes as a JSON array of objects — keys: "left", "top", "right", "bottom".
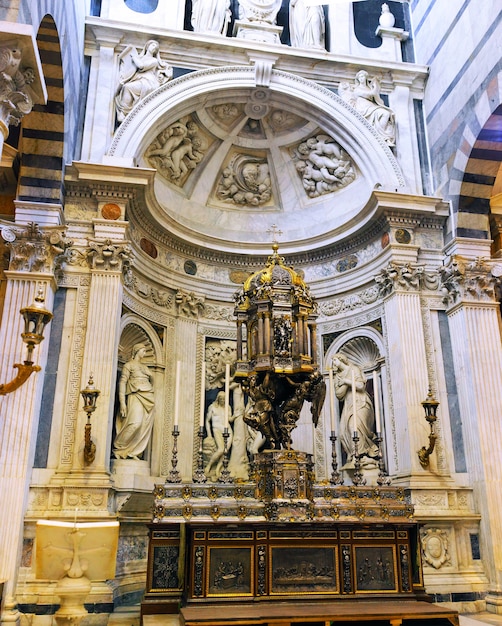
[
  {"left": 0, "top": 274, "right": 55, "bottom": 616},
  {"left": 383, "top": 291, "right": 430, "bottom": 476}
]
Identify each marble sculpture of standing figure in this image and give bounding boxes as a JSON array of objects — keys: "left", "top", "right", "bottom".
[
  {"left": 204, "top": 391, "right": 234, "bottom": 481},
  {"left": 191, "top": 0, "right": 231, "bottom": 35},
  {"left": 289, "top": 0, "right": 325, "bottom": 50},
  {"left": 331, "top": 353, "right": 378, "bottom": 466},
  {"left": 113, "top": 343, "right": 155, "bottom": 460}
]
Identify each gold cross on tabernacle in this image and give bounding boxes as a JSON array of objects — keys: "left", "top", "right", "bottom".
[{"left": 267, "top": 224, "right": 283, "bottom": 245}]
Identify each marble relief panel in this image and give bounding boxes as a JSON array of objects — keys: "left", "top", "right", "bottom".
[
  {"left": 145, "top": 115, "right": 213, "bottom": 187},
  {"left": 214, "top": 151, "right": 273, "bottom": 208},
  {"left": 289, "top": 133, "right": 357, "bottom": 198}
]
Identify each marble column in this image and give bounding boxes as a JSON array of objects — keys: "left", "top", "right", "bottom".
[{"left": 440, "top": 242, "right": 502, "bottom": 612}]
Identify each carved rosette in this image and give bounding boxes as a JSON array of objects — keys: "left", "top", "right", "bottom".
[{"left": 0, "top": 222, "right": 69, "bottom": 274}]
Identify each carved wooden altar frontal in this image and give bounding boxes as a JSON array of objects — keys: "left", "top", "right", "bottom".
[{"left": 181, "top": 522, "right": 417, "bottom": 603}]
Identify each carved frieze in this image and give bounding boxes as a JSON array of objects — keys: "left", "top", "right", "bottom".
[
  {"left": 291, "top": 134, "right": 356, "bottom": 198},
  {"left": 319, "top": 286, "right": 380, "bottom": 317}
]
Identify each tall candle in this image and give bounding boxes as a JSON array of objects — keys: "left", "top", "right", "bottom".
[
  {"left": 199, "top": 361, "right": 206, "bottom": 428},
  {"left": 224, "top": 363, "right": 230, "bottom": 428},
  {"left": 351, "top": 369, "right": 357, "bottom": 434},
  {"left": 174, "top": 360, "right": 181, "bottom": 427},
  {"left": 329, "top": 367, "right": 336, "bottom": 432},
  {"left": 373, "top": 370, "right": 381, "bottom": 433}
]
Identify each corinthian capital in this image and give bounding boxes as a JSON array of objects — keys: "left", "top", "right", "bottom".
[
  {"left": 0, "top": 44, "right": 37, "bottom": 131},
  {"left": 0, "top": 222, "right": 69, "bottom": 274},
  {"left": 87, "top": 239, "right": 132, "bottom": 272},
  {"left": 439, "top": 255, "right": 499, "bottom": 306},
  {"left": 375, "top": 262, "right": 439, "bottom": 297}
]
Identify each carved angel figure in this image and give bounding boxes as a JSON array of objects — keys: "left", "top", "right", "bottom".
[
  {"left": 115, "top": 40, "right": 172, "bottom": 123},
  {"left": 339, "top": 70, "right": 396, "bottom": 146}
]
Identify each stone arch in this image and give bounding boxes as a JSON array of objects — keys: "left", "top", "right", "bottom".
[
  {"left": 451, "top": 87, "right": 502, "bottom": 242},
  {"left": 109, "top": 65, "right": 405, "bottom": 192},
  {"left": 17, "top": 15, "right": 65, "bottom": 206}
]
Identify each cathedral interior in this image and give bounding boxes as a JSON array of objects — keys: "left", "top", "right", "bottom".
[{"left": 0, "top": 1, "right": 501, "bottom": 626}]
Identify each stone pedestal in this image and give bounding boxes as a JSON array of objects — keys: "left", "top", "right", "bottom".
[
  {"left": 254, "top": 449, "right": 314, "bottom": 521},
  {"left": 233, "top": 20, "right": 282, "bottom": 44}
]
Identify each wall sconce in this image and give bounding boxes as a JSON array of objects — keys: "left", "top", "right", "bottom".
[
  {"left": 418, "top": 388, "right": 439, "bottom": 468},
  {"left": 0, "top": 289, "right": 53, "bottom": 396},
  {"left": 81, "top": 375, "right": 100, "bottom": 465}
]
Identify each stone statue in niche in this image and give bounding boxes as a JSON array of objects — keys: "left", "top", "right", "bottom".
[
  {"left": 146, "top": 118, "right": 207, "bottom": 186},
  {"left": 331, "top": 353, "right": 378, "bottom": 468},
  {"left": 216, "top": 154, "right": 272, "bottom": 206},
  {"left": 293, "top": 134, "right": 356, "bottom": 198},
  {"left": 191, "top": 0, "right": 231, "bottom": 35},
  {"left": 339, "top": 70, "right": 396, "bottom": 146},
  {"left": 420, "top": 528, "right": 450, "bottom": 569},
  {"left": 115, "top": 40, "right": 172, "bottom": 123},
  {"left": 113, "top": 343, "right": 155, "bottom": 460},
  {"left": 202, "top": 339, "right": 251, "bottom": 481},
  {"left": 289, "top": 0, "right": 325, "bottom": 50},
  {"left": 238, "top": 0, "right": 282, "bottom": 24}
]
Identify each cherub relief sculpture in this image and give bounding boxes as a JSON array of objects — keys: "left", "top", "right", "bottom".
[
  {"left": 293, "top": 134, "right": 356, "bottom": 198},
  {"left": 216, "top": 154, "right": 272, "bottom": 206},
  {"left": 115, "top": 40, "right": 172, "bottom": 123},
  {"left": 339, "top": 70, "right": 396, "bottom": 147},
  {"left": 146, "top": 119, "right": 207, "bottom": 186}
]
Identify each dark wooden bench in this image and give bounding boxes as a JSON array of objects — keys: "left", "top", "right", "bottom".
[{"left": 180, "top": 600, "right": 459, "bottom": 626}]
